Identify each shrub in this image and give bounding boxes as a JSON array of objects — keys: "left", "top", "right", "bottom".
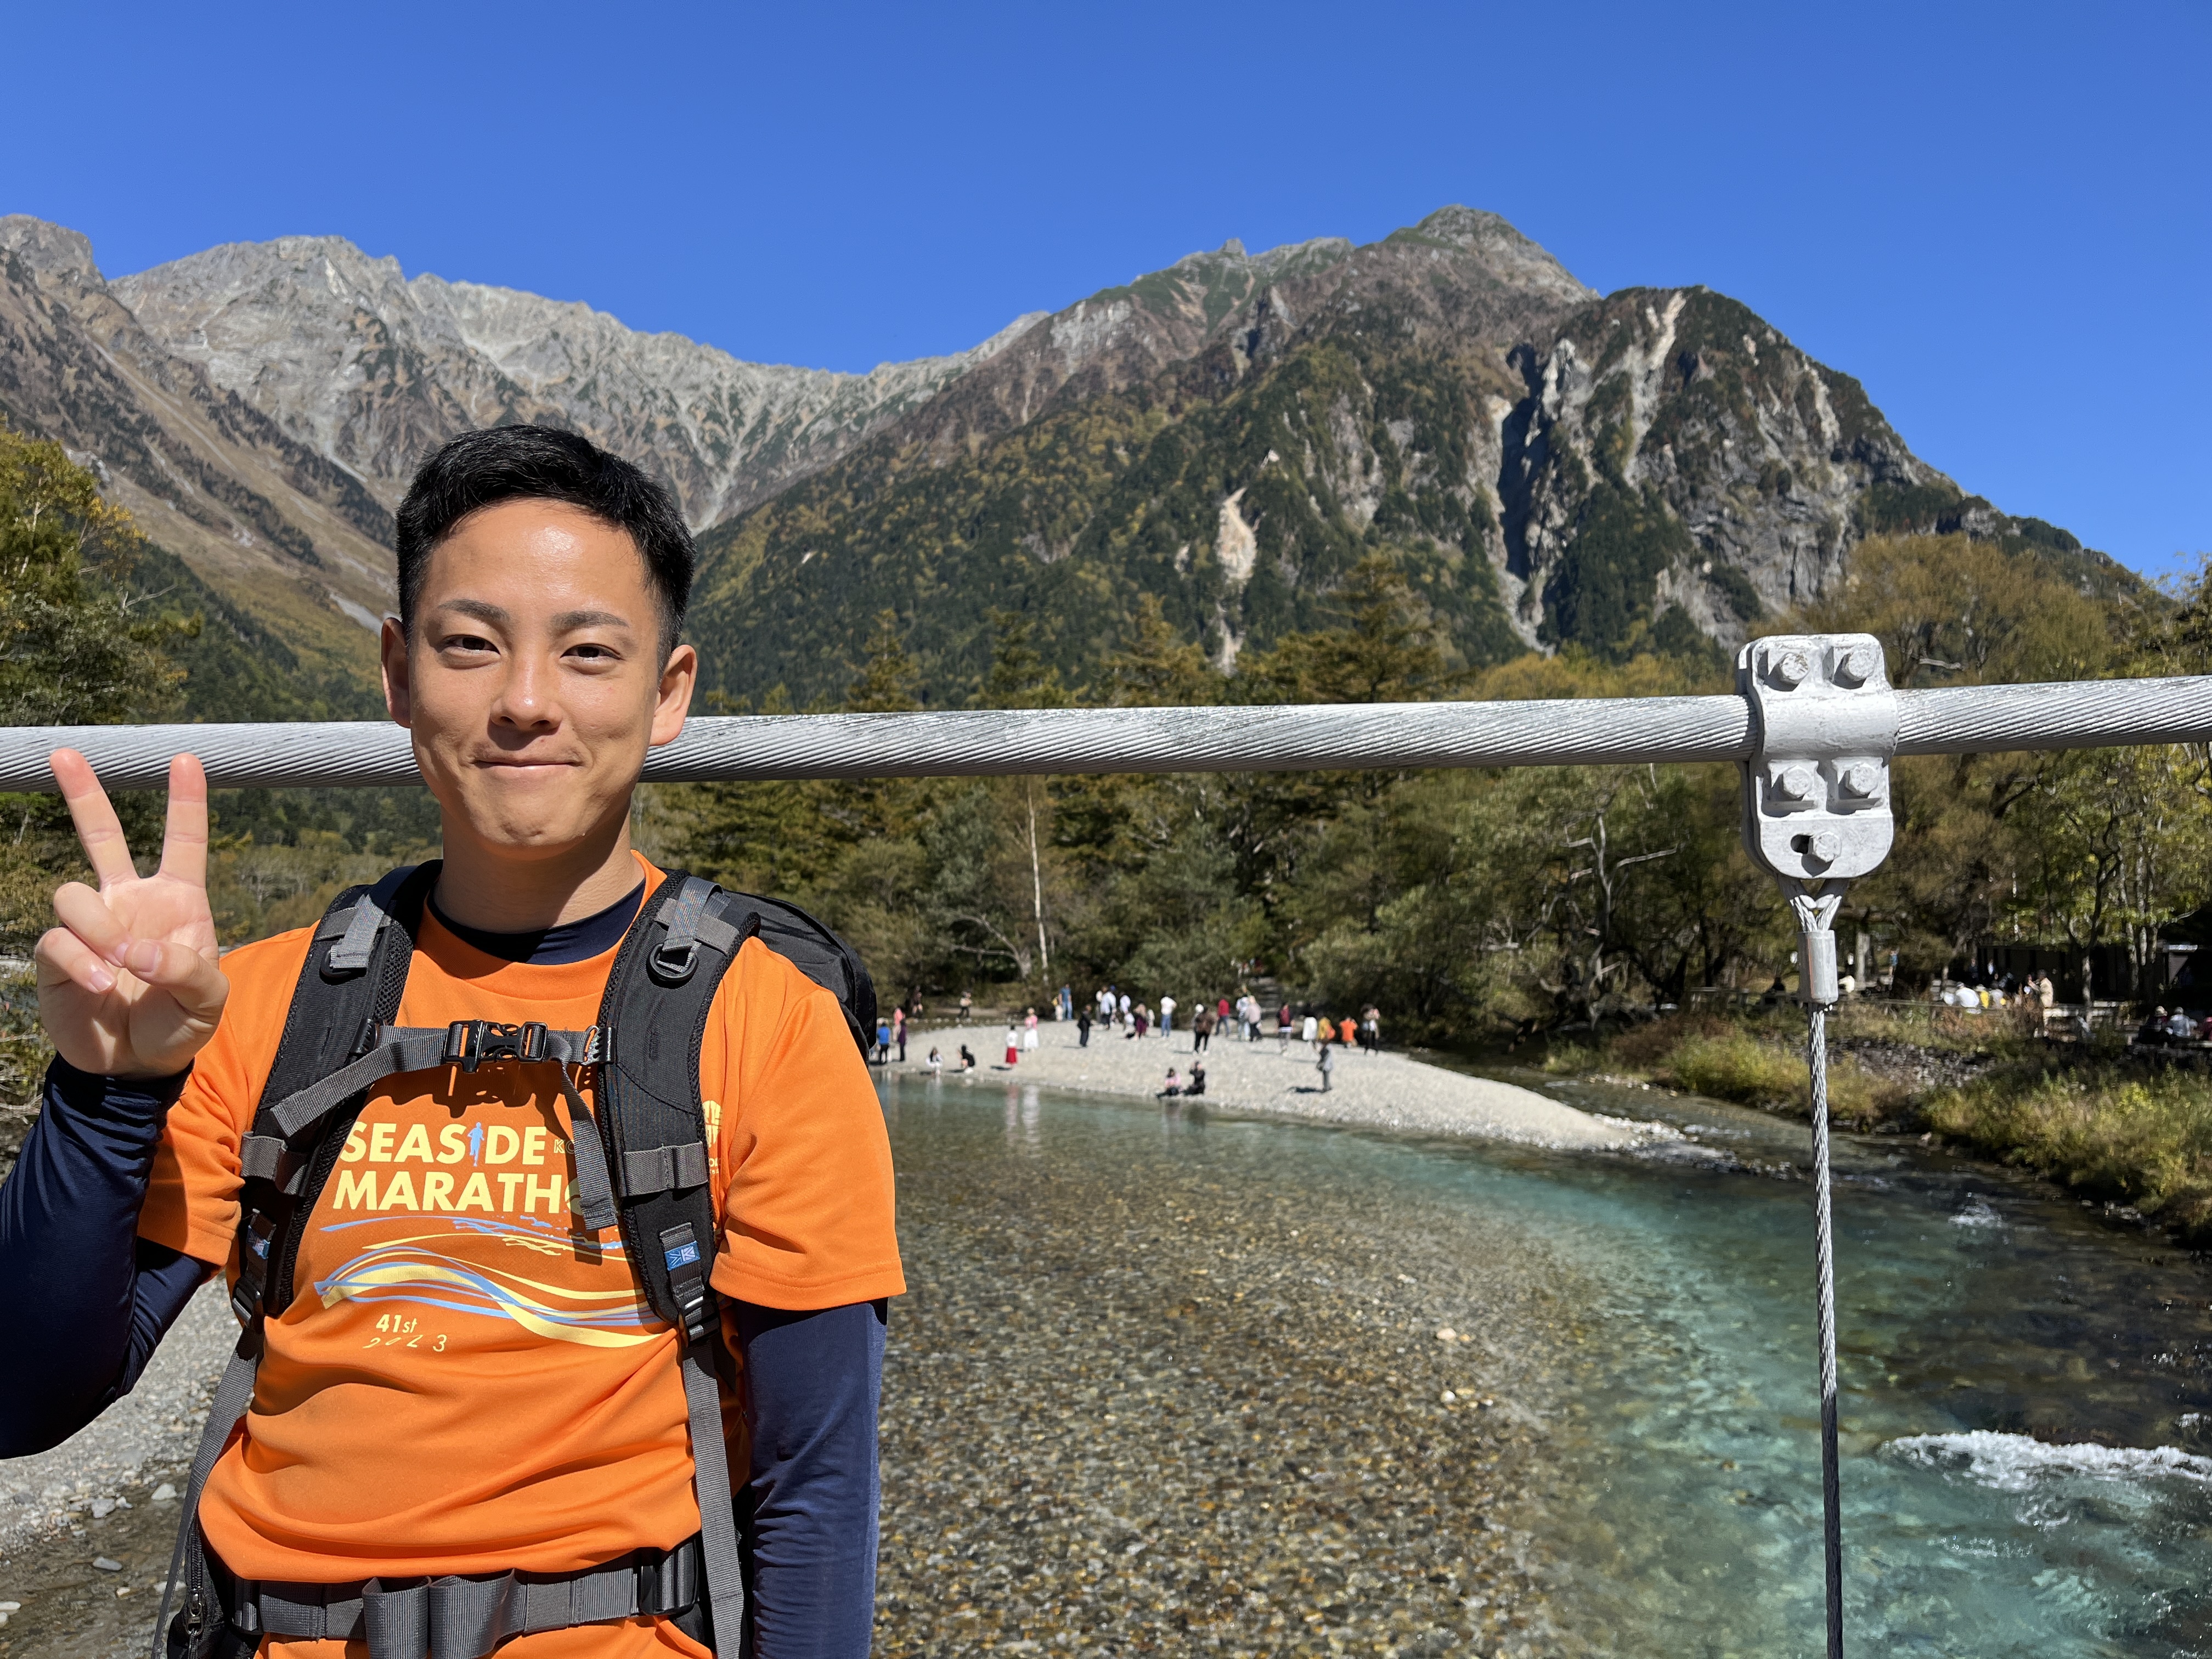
[
  {"left": 1668, "top": 1029, "right": 1804, "bottom": 1104},
  {"left": 1623, "top": 1018, "right": 1906, "bottom": 1124}
]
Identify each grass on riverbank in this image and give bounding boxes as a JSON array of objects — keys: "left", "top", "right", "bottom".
[
  {"left": 1924, "top": 1067, "right": 2212, "bottom": 1234},
  {"left": 1546, "top": 1007, "right": 1917, "bottom": 1125},
  {"left": 1553, "top": 1001, "right": 2212, "bottom": 1241}
]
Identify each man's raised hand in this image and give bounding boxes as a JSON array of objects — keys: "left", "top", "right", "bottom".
[{"left": 35, "top": 751, "right": 228, "bottom": 1079}]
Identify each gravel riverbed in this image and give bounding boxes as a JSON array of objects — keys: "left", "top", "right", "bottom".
[
  {"left": 872, "top": 1076, "right": 1587, "bottom": 1656},
  {"left": 0, "top": 1282, "right": 229, "bottom": 1656}
]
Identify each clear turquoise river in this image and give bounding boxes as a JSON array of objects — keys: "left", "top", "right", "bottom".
[
  {"left": 885, "top": 1067, "right": 2212, "bottom": 1656},
  {"left": 1465, "top": 1069, "right": 2212, "bottom": 1657}
]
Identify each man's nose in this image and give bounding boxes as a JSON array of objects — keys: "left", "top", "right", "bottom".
[{"left": 493, "top": 654, "right": 560, "bottom": 729}]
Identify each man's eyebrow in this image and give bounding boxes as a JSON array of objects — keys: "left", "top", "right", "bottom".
[
  {"left": 428, "top": 600, "right": 632, "bottom": 632},
  {"left": 550, "top": 608, "right": 633, "bottom": 631}
]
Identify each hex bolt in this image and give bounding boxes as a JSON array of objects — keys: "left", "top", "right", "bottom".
[
  {"left": 1809, "top": 831, "right": 1841, "bottom": 864},
  {"left": 1832, "top": 643, "right": 1878, "bottom": 687},
  {"left": 1770, "top": 648, "right": 1810, "bottom": 690},
  {"left": 1839, "top": 761, "right": 1882, "bottom": 799},
  {"left": 1774, "top": 763, "right": 1820, "bottom": 802}
]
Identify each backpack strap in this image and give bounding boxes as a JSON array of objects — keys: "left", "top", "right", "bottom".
[
  {"left": 596, "top": 872, "right": 758, "bottom": 1659},
  {"left": 158, "top": 864, "right": 439, "bottom": 1659}
]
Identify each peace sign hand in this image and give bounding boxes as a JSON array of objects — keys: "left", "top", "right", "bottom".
[{"left": 34, "top": 751, "right": 229, "bottom": 1080}]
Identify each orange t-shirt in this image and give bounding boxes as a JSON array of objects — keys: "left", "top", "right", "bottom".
[{"left": 139, "top": 855, "right": 904, "bottom": 1658}]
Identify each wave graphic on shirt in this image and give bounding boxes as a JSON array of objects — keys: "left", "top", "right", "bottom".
[{"left": 312, "top": 1225, "right": 663, "bottom": 1348}]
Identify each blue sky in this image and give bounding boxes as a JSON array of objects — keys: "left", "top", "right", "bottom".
[{"left": 8, "top": 1, "right": 2206, "bottom": 574}]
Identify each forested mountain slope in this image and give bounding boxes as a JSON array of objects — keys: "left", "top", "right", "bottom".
[
  {"left": 690, "top": 207, "right": 2131, "bottom": 707},
  {"left": 0, "top": 218, "right": 395, "bottom": 701}
]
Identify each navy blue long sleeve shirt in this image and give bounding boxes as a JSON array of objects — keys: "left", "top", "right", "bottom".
[{"left": 1, "top": 883, "right": 885, "bottom": 1658}]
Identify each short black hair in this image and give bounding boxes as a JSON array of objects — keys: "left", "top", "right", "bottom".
[{"left": 394, "top": 425, "right": 693, "bottom": 653}]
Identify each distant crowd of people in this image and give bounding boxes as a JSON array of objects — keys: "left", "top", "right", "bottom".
[
  {"left": 2136, "top": 1006, "right": 2212, "bottom": 1046},
  {"left": 1929, "top": 970, "right": 2056, "bottom": 1013},
  {"left": 866, "top": 983, "right": 1390, "bottom": 1094}
]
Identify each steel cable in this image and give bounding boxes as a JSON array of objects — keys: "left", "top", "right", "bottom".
[
  {"left": 6, "top": 673, "right": 2212, "bottom": 793},
  {"left": 1894, "top": 675, "right": 2212, "bottom": 755}
]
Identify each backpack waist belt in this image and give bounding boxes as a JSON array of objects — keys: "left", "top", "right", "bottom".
[{"left": 225, "top": 1533, "right": 701, "bottom": 1659}]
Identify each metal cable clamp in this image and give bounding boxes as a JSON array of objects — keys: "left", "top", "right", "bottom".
[{"left": 1738, "top": 633, "right": 1897, "bottom": 1004}]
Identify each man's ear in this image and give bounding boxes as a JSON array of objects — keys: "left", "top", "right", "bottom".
[
  {"left": 381, "top": 616, "right": 413, "bottom": 726},
  {"left": 650, "top": 642, "right": 699, "bottom": 748}
]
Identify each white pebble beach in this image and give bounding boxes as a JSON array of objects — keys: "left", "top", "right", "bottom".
[{"left": 885, "top": 1020, "right": 1656, "bottom": 1150}]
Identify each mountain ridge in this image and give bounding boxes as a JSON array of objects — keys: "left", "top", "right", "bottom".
[
  {"left": 0, "top": 206, "right": 2131, "bottom": 721},
  {"left": 110, "top": 233, "right": 1048, "bottom": 529}
]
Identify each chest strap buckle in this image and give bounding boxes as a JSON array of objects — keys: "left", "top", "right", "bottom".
[{"left": 442, "top": 1020, "right": 551, "bottom": 1072}]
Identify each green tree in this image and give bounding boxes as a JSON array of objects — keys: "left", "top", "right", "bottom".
[
  {"left": 2005, "top": 743, "right": 2208, "bottom": 1004},
  {"left": 0, "top": 422, "right": 183, "bottom": 725},
  {"left": 0, "top": 424, "right": 193, "bottom": 962},
  {"left": 1234, "top": 552, "right": 1457, "bottom": 706},
  {"left": 1105, "top": 594, "right": 1222, "bottom": 708},
  {"left": 1787, "top": 533, "right": 2114, "bottom": 688}
]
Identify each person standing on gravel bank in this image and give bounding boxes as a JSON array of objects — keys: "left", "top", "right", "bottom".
[{"left": 0, "top": 427, "right": 903, "bottom": 1659}]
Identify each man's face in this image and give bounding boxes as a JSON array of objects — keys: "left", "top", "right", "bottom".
[{"left": 381, "top": 499, "right": 696, "bottom": 861}]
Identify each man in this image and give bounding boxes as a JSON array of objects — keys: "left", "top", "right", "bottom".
[{"left": 0, "top": 427, "right": 902, "bottom": 1658}]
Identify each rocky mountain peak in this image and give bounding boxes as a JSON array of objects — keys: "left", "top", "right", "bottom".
[
  {"left": 1150, "top": 233, "right": 1359, "bottom": 301},
  {"left": 1382, "top": 206, "right": 1596, "bottom": 303},
  {"left": 0, "top": 216, "right": 101, "bottom": 281},
  {"left": 110, "top": 234, "right": 1039, "bottom": 529}
]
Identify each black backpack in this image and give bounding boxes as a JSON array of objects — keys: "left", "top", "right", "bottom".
[{"left": 157, "top": 864, "right": 874, "bottom": 1659}]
